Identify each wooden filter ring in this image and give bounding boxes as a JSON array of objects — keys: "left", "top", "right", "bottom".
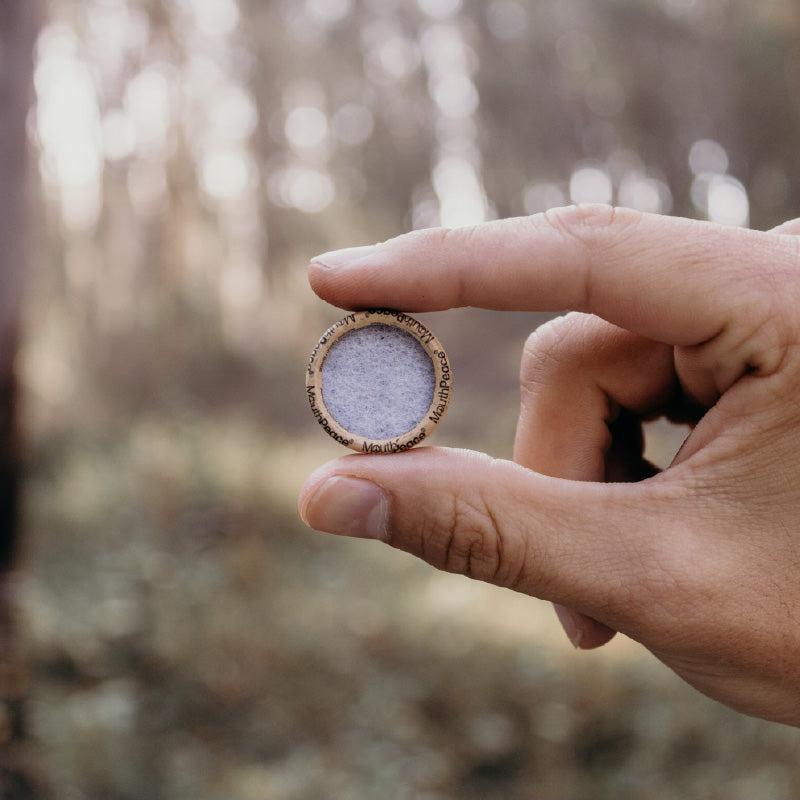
[{"left": 306, "top": 309, "right": 453, "bottom": 453}]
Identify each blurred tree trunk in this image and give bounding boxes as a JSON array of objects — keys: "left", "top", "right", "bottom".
[{"left": 0, "top": 1, "right": 38, "bottom": 796}]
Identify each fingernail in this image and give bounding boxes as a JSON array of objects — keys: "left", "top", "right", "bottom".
[
  {"left": 554, "top": 604, "right": 584, "bottom": 649},
  {"left": 310, "top": 244, "right": 379, "bottom": 270},
  {"left": 301, "top": 475, "right": 389, "bottom": 540}
]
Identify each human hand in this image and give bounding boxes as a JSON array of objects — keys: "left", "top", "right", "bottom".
[{"left": 298, "top": 204, "right": 800, "bottom": 725}]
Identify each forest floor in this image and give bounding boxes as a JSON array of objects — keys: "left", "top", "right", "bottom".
[{"left": 15, "top": 306, "right": 800, "bottom": 798}]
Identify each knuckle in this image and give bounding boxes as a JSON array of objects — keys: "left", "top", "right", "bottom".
[
  {"left": 717, "top": 231, "right": 800, "bottom": 327},
  {"left": 737, "top": 304, "right": 796, "bottom": 378},
  {"left": 542, "top": 204, "right": 643, "bottom": 251},
  {"left": 520, "top": 312, "right": 590, "bottom": 389},
  {"left": 684, "top": 289, "right": 799, "bottom": 389},
  {"left": 540, "top": 205, "right": 644, "bottom": 313},
  {"left": 427, "top": 493, "right": 504, "bottom": 583}
]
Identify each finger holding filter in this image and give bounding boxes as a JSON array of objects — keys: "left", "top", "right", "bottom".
[{"left": 306, "top": 310, "right": 452, "bottom": 453}]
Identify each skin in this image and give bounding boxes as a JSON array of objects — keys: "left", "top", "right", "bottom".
[{"left": 298, "top": 204, "right": 800, "bottom": 726}]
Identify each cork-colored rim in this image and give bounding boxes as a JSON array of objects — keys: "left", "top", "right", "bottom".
[{"left": 306, "top": 309, "right": 453, "bottom": 453}]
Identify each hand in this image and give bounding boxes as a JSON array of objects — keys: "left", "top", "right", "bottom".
[{"left": 298, "top": 204, "right": 800, "bottom": 726}]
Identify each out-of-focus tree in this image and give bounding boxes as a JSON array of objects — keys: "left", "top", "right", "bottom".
[
  {"left": 16, "top": 1, "right": 800, "bottom": 796},
  {"left": 0, "top": 0, "right": 38, "bottom": 796}
]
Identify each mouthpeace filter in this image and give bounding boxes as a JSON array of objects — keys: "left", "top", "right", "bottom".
[{"left": 306, "top": 310, "right": 453, "bottom": 453}]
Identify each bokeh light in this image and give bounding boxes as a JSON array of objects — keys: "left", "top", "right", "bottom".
[
  {"left": 15, "top": 0, "right": 800, "bottom": 796},
  {"left": 569, "top": 166, "right": 613, "bottom": 205}
]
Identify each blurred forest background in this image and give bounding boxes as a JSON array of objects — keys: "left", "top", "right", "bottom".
[{"left": 4, "top": 0, "right": 800, "bottom": 796}]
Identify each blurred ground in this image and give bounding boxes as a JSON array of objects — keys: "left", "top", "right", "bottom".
[
  {"left": 17, "top": 299, "right": 800, "bottom": 798},
  {"left": 13, "top": 0, "right": 800, "bottom": 797}
]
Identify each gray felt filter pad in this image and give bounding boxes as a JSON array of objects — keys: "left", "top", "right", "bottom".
[{"left": 321, "top": 323, "right": 435, "bottom": 440}]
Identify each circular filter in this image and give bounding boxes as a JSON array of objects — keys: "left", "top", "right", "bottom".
[{"left": 306, "top": 310, "right": 453, "bottom": 453}]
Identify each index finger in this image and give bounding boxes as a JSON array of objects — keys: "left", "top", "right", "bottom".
[{"left": 309, "top": 205, "right": 798, "bottom": 346}]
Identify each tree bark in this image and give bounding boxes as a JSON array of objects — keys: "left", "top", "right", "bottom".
[{"left": 0, "top": 1, "right": 38, "bottom": 795}]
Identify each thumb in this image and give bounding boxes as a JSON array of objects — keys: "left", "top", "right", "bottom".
[{"left": 298, "top": 447, "right": 670, "bottom": 621}]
